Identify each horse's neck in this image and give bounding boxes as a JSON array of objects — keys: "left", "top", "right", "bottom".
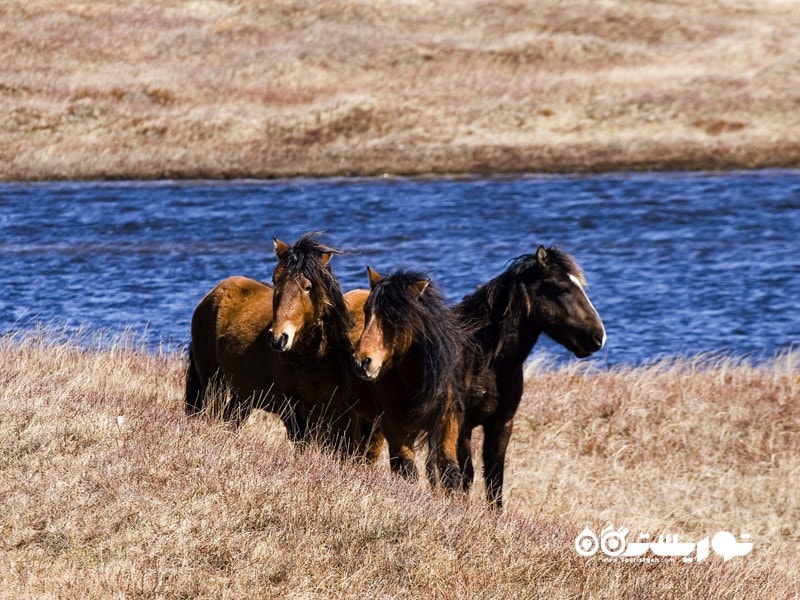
[
  {"left": 495, "top": 318, "right": 541, "bottom": 367},
  {"left": 293, "top": 321, "right": 329, "bottom": 361},
  {"left": 303, "top": 313, "right": 352, "bottom": 363},
  {"left": 461, "top": 286, "right": 542, "bottom": 370},
  {"left": 391, "top": 345, "right": 427, "bottom": 396}
]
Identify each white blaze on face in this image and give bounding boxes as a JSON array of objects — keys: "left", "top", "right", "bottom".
[
  {"left": 358, "top": 315, "right": 385, "bottom": 378},
  {"left": 569, "top": 274, "right": 606, "bottom": 349},
  {"left": 276, "top": 323, "right": 297, "bottom": 350}
]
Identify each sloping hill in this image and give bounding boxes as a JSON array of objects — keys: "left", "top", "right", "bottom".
[{"left": 1, "top": 332, "right": 797, "bottom": 597}]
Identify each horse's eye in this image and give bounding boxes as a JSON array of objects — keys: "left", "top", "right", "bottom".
[
  {"left": 542, "top": 283, "right": 568, "bottom": 298},
  {"left": 303, "top": 284, "right": 312, "bottom": 293}
]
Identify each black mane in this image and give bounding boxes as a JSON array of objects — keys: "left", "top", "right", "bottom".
[
  {"left": 275, "top": 232, "right": 353, "bottom": 350},
  {"left": 455, "top": 245, "right": 586, "bottom": 360},
  {"left": 366, "top": 269, "right": 464, "bottom": 408}
]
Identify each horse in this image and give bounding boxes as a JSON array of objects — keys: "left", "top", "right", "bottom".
[
  {"left": 267, "top": 233, "right": 382, "bottom": 460},
  {"left": 452, "top": 245, "right": 606, "bottom": 508},
  {"left": 351, "top": 267, "right": 465, "bottom": 490},
  {"left": 184, "top": 274, "right": 301, "bottom": 433}
]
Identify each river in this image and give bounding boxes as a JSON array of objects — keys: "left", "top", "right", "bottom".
[{"left": 1, "top": 170, "right": 798, "bottom": 365}]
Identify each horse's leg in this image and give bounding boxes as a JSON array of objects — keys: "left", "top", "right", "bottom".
[
  {"left": 384, "top": 422, "right": 418, "bottom": 482},
  {"left": 358, "top": 418, "right": 385, "bottom": 464},
  {"left": 329, "top": 409, "right": 370, "bottom": 459},
  {"left": 482, "top": 417, "right": 514, "bottom": 509},
  {"left": 223, "top": 394, "right": 253, "bottom": 427},
  {"left": 184, "top": 345, "right": 205, "bottom": 416},
  {"left": 435, "top": 402, "right": 462, "bottom": 492},
  {"left": 458, "top": 427, "right": 475, "bottom": 493},
  {"left": 425, "top": 438, "right": 439, "bottom": 490},
  {"left": 283, "top": 403, "right": 308, "bottom": 444},
  {"left": 390, "top": 446, "right": 418, "bottom": 482}
]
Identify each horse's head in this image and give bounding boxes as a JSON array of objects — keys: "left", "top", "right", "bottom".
[
  {"left": 524, "top": 245, "right": 605, "bottom": 358},
  {"left": 268, "top": 234, "right": 341, "bottom": 352},
  {"left": 352, "top": 267, "right": 430, "bottom": 380}
]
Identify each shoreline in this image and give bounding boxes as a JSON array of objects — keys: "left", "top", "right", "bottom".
[
  {"left": 2, "top": 325, "right": 796, "bottom": 371},
  {"left": 4, "top": 156, "right": 800, "bottom": 184}
]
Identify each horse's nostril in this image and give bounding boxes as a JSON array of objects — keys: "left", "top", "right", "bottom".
[
  {"left": 593, "top": 332, "right": 604, "bottom": 348},
  {"left": 352, "top": 355, "right": 373, "bottom": 375},
  {"left": 270, "top": 331, "right": 288, "bottom": 350}
]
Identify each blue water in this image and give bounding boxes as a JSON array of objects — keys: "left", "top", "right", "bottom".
[{"left": 1, "top": 171, "right": 798, "bottom": 365}]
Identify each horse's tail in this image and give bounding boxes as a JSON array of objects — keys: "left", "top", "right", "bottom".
[{"left": 185, "top": 342, "right": 205, "bottom": 416}]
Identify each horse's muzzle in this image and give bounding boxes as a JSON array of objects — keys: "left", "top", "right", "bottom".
[
  {"left": 574, "top": 328, "right": 606, "bottom": 358},
  {"left": 352, "top": 355, "right": 379, "bottom": 380},
  {"left": 591, "top": 330, "right": 605, "bottom": 351},
  {"left": 269, "top": 330, "right": 289, "bottom": 352}
]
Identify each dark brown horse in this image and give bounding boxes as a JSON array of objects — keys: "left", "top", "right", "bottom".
[
  {"left": 185, "top": 233, "right": 380, "bottom": 459},
  {"left": 267, "top": 233, "right": 381, "bottom": 459},
  {"left": 351, "top": 267, "right": 464, "bottom": 490},
  {"left": 453, "top": 245, "right": 606, "bottom": 508}
]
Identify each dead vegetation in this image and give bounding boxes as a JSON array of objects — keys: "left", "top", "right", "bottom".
[
  {"left": 1, "top": 0, "right": 800, "bottom": 180},
  {"left": 1, "top": 331, "right": 798, "bottom": 597}
]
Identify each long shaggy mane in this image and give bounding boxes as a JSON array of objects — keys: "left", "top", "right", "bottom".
[{"left": 366, "top": 270, "right": 464, "bottom": 410}]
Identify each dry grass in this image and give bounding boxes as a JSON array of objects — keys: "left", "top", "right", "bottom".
[
  {"left": 2, "top": 0, "right": 800, "bottom": 180},
  {"left": 1, "top": 330, "right": 798, "bottom": 598}
]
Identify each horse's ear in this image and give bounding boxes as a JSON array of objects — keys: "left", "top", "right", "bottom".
[
  {"left": 320, "top": 252, "right": 333, "bottom": 267},
  {"left": 273, "top": 238, "right": 290, "bottom": 259},
  {"left": 536, "top": 245, "right": 550, "bottom": 268},
  {"left": 367, "top": 266, "right": 382, "bottom": 289},
  {"left": 410, "top": 278, "right": 430, "bottom": 299}
]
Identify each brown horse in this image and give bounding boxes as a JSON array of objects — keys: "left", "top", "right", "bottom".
[
  {"left": 267, "top": 233, "right": 381, "bottom": 459},
  {"left": 351, "top": 267, "right": 464, "bottom": 490},
  {"left": 452, "top": 245, "right": 606, "bottom": 508},
  {"left": 184, "top": 275, "right": 302, "bottom": 433}
]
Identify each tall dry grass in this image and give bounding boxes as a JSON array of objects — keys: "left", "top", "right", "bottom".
[
  {"left": 1, "top": 330, "right": 798, "bottom": 598},
  {"left": 1, "top": 0, "right": 800, "bottom": 180}
]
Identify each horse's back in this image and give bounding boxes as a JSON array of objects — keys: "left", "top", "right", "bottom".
[{"left": 213, "top": 276, "right": 273, "bottom": 351}]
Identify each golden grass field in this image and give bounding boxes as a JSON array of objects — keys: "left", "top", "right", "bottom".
[
  {"left": 2, "top": 0, "right": 800, "bottom": 180},
  {"left": 1, "top": 331, "right": 797, "bottom": 598}
]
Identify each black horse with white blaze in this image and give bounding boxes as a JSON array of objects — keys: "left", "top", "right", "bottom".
[{"left": 452, "top": 245, "right": 606, "bottom": 508}]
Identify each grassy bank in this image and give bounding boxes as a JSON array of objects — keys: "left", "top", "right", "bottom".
[
  {"left": 2, "top": 0, "right": 800, "bottom": 180},
  {"left": 0, "top": 331, "right": 798, "bottom": 597}
]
